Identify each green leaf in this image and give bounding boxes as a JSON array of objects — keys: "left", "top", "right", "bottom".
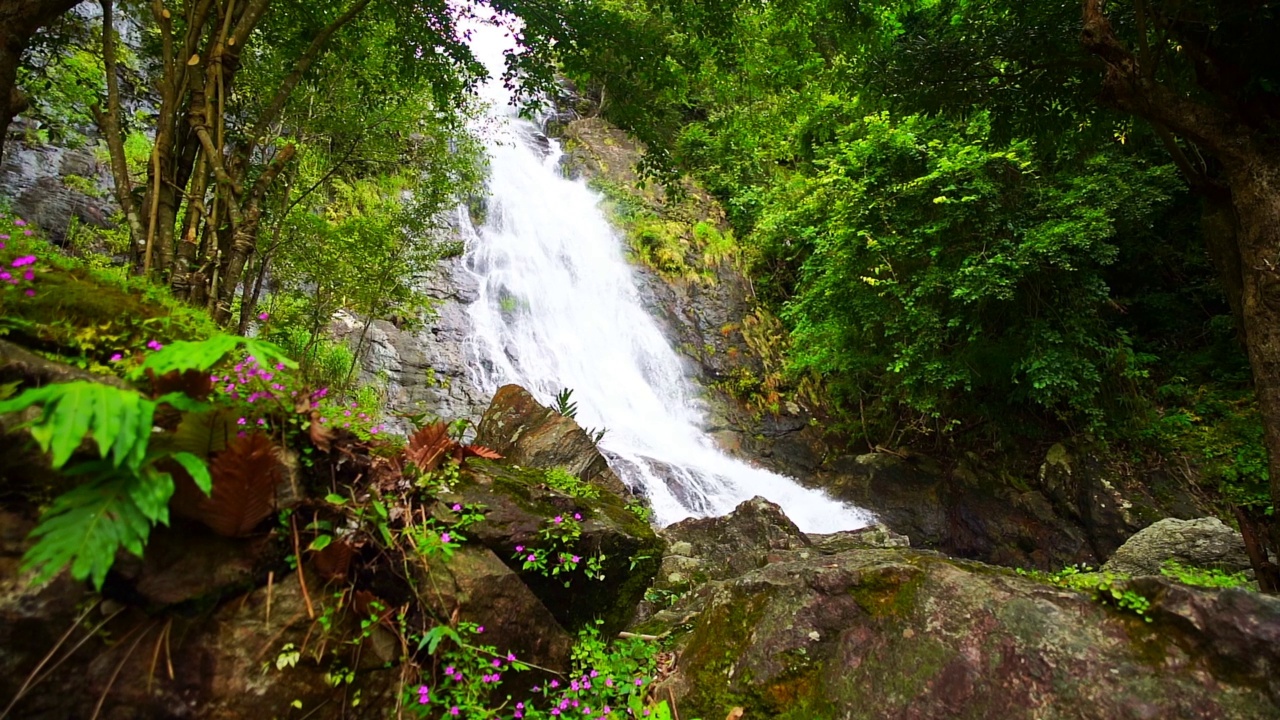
[
  {"left": 22, "top": 471, "right": 155, "bottom": 589},
  {"left": 308, "top": 534, "right": 333, "bottom": 552},
  {"left": 169, "top": 451, "right": 213, "bottom": 495},
  {"left": 154, "top": 391, "right": 212, "bottom": 413},
  {"left": 0, "top": 382, "right": 155, "bottom": 470},
  {"left": 135, "top": 335, "right": 297, "bottom": 380},
  {"left": 128, "top": 466, "right": 176, "bottom": 527},
  {"left": 324, "top": 493, "right": 347, "bottom": 505}
]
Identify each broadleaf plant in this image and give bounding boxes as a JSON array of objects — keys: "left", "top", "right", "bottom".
[{"left": 0, "top": 334, "right": 293, "bottom": 588}]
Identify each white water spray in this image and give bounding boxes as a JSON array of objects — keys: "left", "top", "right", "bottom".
[{"left": 460, "top": 23, "right": 873, "bottom": 533}]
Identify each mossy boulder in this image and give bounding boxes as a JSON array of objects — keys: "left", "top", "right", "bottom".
[
  {"left": 412, "top": 545, "right": 576, "bottom": 673},
  {"left": 651, "top": 500, "right": 1280, "bottom": 720},
  {"left": 448, "top": 459, "right": 663, "bottom": 638},
  {"left": 1103, "top": 516, "right": 1252, "bottom": 577},
  {"left": 459, "top": 385, "right": 663, "bottom": 636}
]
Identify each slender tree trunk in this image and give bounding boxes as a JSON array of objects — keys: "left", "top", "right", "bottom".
[
  {"left": 0, "top": 0, "right": 82, "bottom": 162},
  {"left": 92, "top": 0, "right": 146, "bottom": 257}
]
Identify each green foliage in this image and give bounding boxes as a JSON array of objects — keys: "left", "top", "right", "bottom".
[
  {"left": 0, "top": 381, "right": 157, "bottom": 469},
  {"left": 135, "top": 334, "right": 296, "bottom": 379},
  {"left": 0, "top": 333, "right": 302, "bottom": 588},
  {"left": 1018, "top": 564, "right": 1152, "bottom": 621},
  {"left": 767, "top": 112, "right": 1179, "bottom": 431},
  {"left": 543, "top": 467, "right": 601, "bottom": 500},
  {"left": 554, "top": 388, "right": 579, "bottom": 419},
  {"left": 0, "top": 377, "right": 214, "bottom": 588},
  {"left": 1159, "top": 560, "right": 1252, "bottom": 589}
]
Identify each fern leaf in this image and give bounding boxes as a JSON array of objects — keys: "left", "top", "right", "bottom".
[
  {"left": 199, "top": 433, "right": 280, "bottom": 537},
  {"left": 22, "top": 471, "right": 155, "bottom": 589},
  {"left": 406, "top": 421, "right": 456, "bottom": 472},
  {"left": 0, "top": 382, "right": 155, "bottom": 470},
  {"left": 127, "top": 466, "right": 175, "bottom": 526},
  {"left": 136, "top": 335, "right": 296, "bottom": 379},
  {"left": 169, "top": 451, "right": 212, "bottom": 494},
  {"left": 460, "top": 445, "right": 503, "bottom": 462}
]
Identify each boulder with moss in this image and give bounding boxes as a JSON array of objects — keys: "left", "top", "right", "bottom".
[
  {"left": 447, "top": 458, "right": 663, "bottom": 638},
  {"left": 647, "top": 497, "right": 1280, "bottom": 720},
  {"left": 1103, "top": 516, "right": 1252, "bottom": 577}
]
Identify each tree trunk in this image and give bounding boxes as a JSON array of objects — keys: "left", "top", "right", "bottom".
[
  {"left": 1081, "top": 0, "right": 1280, "bottom": 589},
  {"left": 1224, "top": 157, "right": 1280, "bottom": 591},
  {"left": 0, "top": 0, "right": 83, "bottom": 162}
]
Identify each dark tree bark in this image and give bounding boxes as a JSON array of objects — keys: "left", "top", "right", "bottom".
[
  {"left": 1081, "top": 0, "right": 1280, "bottom": 590},
  {"left": 0, "top": 0, "right": 83, "bottom": 162}
]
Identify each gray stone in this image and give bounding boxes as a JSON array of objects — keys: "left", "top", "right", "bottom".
[
  {"left": 643, "top": 500, "right": 1280, "bottom": 720},
  {"left": 1103, "top": 516, "right": 1252, "bottom": 576}
]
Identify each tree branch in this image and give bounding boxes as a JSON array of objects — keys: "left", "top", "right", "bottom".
[{"left": 244, "top": 0, "right": 373, "bottom": 158}]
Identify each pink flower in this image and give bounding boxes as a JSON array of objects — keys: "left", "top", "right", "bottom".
[
  {"left": 527, "top": 554, "right": 536, "bottom": 562},
  {"left": 110, "top": 353, "right": 123, "bottom": 362},
  {"left": 492, "top": 658, "right": 502, "bottom": 668},
  {"left": 24, "top": 289, "right": 34, "bottom": 296},
  {"left": 440, "top": 532, "right": 451, "bottom": 543},
  {"left": 13, "top": 218, "right": 26, "bottom": 226},
  {"left": 573, "top": 513, "right": 582, "bottom": 521},
  {"left": 11, "top": 255, "right": 36, "bottom": 267},
  {"left": 21, "top": 270, "right": 33, "bottom": 281},
  {"left": 22, "top": 230, "right": 31, "bottom": 236},
  {"left": 450, "top": 707, "right": 459, "bottom": 716},
  {"left": 258, "top": 311, "right": 269, "bottom": 321},
  {"left": 515, "top": 545, "right": 524, "bottom": 552},
  {"left": 146, "top": 340, "right": 164, "bottom": 351},
  {"left": 237, "top": 417, "right": 247, "bottom": 425},
  {"left": 452, "top": 503, "right": 462, "bottom": 511},
  {"left": 476, "top": 625, "right": 484, "bottom": 633},
  {"left": 554, "top": 516, "right": 563, "bottom": 524}
]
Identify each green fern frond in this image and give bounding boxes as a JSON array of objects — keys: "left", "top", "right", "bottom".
[
  {"left": 135, "top": 334, "right": 296, "bottom": 379},
  {"left": 22, "top": 468, "right": 163, "bottom": 589},
  {"left": 0, "top": 381, "right": 155, "bottom": 470}
]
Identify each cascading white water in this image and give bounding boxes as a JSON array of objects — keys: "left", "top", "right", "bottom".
[{"left": 460, "top": 23, "right": 873, "bottom": 533}]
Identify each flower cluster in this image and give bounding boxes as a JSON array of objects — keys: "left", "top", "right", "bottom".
[
  {"left": 407, "top": 623, "right": 658, "bottom": 720},
  {"left": 202, "top": 354, "right": 387, "bottom": 440},
  {"left": 1, "top": 214, "right": 39, "bottom": 297},
  {"left": 513, "top": 513, "right": 608, "bottom": 587}
]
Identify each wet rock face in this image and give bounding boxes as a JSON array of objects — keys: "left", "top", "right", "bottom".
[
  {"left": 1103, "top": 516, "right": 1252, "bottom": 576},
  {"left": 648, "top": 498, "right": 1280, "bottom": 720},
  {"left": 330, "top": 255, "right": 489, "bottom": 431},
  {"left": 0, "top": 142, "right": 117, "bottom": 244}
]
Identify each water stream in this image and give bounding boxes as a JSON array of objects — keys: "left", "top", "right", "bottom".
[{"left": 458, "top": 24, "right": 873, "bottom": 533}]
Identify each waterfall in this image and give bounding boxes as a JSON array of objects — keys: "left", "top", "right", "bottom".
[{"left": 459, "top": 23, "right": 873, "bottom": 533}]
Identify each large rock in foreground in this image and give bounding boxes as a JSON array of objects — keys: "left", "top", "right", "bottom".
[{"left": 650, "top": 498, "right": 1280, "bottom": 720}]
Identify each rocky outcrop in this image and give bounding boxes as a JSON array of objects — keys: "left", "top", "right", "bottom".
[
  {"left": 1103, "top": 516, "right": 1252, "bottom": 576},
  {"left": 449, "top": 459, "right": 662, "bottom": 637},
  {"left": 475, "top": 384, "right": 627, "bottom": 495},
  {"left": 0, "top": 382, "right": 657, "bottom": 719},
  {"left": 330, "top": 255, "right": 489, "bottom": 430},
  {"left": 646, "top": 497, "right": 1280, "bottom": 720}
]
